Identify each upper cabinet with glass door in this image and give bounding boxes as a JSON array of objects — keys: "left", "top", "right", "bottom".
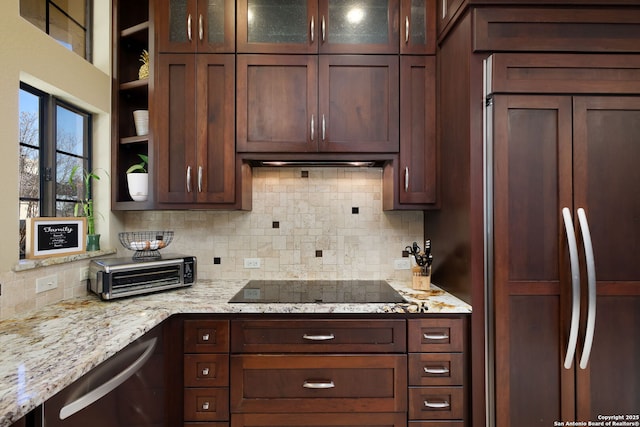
[
  {"left": 157, "top": 0, "right": 235, "bottom": 53},
  {"left": 237, "top": 0, "right": 399, "bottom": 54},
  {"left": 400, "top": 0, "right": 435, "bottom": 54}
]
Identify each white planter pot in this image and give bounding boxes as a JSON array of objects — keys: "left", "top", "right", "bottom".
[
  {"left": 133, "top": 110, "right": 149, "bottom": 136},
  {"left": 127, "top": 173, "right": 148, "bottom": 201}
]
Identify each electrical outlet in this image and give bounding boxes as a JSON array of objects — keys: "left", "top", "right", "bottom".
[
  {"left": 394, "top": 258, "right": 411, "bottom": 270},
  {"left": 36, "top": 274, "right": 58, "bottom": 293},
  {"left": 243, "top": 258, "right": 261, "bottom": 269},
  {"left": 79, "top": 267, "right": 90, "bottom": 281}
]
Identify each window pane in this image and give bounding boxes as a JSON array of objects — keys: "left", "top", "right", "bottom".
[
  {"left": 20, "top": 0, "right": 46, "bottom": 32},
  {"left": 57, "top": 154, "right": 84, "bottom": 202},
  {"left": 53, "top": 0, "right": 86, "bottom": 26},
  {"left": 50, "top": 6, "right": 86, "bottom": 56},
  {"left": 19, "top": 89, "right": 41, "bottom": 220},
  {"left": 56, "top": 104, "right": 85, "bottom": 156}
]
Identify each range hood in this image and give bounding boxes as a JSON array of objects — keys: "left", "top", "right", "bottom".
[{"left": 241, "top": 154, "right": 393, "bottom": 168}]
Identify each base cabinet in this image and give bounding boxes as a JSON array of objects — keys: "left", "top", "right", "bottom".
[{"left": 177, "top": 315, "right": 468, "bottom": 426}]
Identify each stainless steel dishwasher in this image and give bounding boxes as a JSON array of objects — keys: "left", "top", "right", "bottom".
[{"left": 39, "top": 323, "right": 166, "bottom": 426}]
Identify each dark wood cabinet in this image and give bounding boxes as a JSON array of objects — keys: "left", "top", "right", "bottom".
[
  {"left": 490, "top": 89, "right": 640, "bottom": 425},
  {"left": 384, "top": 55, "right": 437, "bottom": 209},
  {"left": 237, "top": 0, "right": 400, "bottom": 54},
  {"left": 156, "top": 0, "right": 235, "bottom": 53},
  {"left": 111, "top": 0, "right": 153, "bottom": 209},
  {"left": 156, "top": 53, "right": 244, "bottom": 207},
  {"left": 183, "top": 320, "right": 230, "bottom": 423},
  {"left": 400, "top": 0, "right": 436, "bottom": 54},
  {"left": 237, "top": 54, "right": 399, "bottom": 154}
]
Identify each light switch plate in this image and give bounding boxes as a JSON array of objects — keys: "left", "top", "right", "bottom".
[
  {"left": 394, "top": 258, "right": 411, "bottom": 270},
  {"left": 244, "top": 258, "right": 261, "bottom": 269}
]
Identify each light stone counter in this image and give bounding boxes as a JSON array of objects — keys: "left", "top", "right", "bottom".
[{"left": 0, "top": 279, "right": 470, "bottom": 427}]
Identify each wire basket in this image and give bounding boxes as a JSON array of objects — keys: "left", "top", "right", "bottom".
[{"left": 119, "top": 231, "right": 174, "bottom": 260}]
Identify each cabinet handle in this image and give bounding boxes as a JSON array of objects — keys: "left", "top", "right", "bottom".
[
  {"left": 424, "top": 366, "right": 450, "bottom": 375},
  {"left": 202, "top": 367, "right": 210, "bottom": 376},
  {"left": 562, "top": 207, "right": 580, "bottom": 369},
  {"left": 302, "top": 333, "right": 335, "bottom": 341},
  {"left": 202, "top": 333, "right": 210, "bottom": 341},
  {"left": 423, "top": 332, "right": 449, "bottom": 340},
  {"left": 310, "top": 16, "right": 315, "bottom": 43},
  {"left": 405, "top": 167, "right": 409, "bottom": 191},
  {"left": 202, "top": 401, "right": 210, "bottom": 410},
  {"left": 321, "top": 16, "right": 326, "bottom": 42},
  {"left": 186, "top": 166, "right": 192, "bottom": 192},
  {"left": 424, "top": 400, "right": 450, "bottom": 409},
  {"left": 577, "top": 208, "right": 596, "bottom": 370},
  {"left": 310, "top": 114, "right": 315, "bottom": 141},
  {"left": 198, "top": 166, "right": 203, "bottom": 193},
  {"left": 322, "top": 114, "right": 326, "bottom": 141},
  {"left": 199, "top": 14, "right": 203, "bottom": 41},
  {"left": 187, "top": 14, "right": 192, "bottom": 42},
  {"left": 303, "top": 380, "right": 335, "bottom": 389},
  {"left": 405, "top": 16, "right": 410, "bottom": 44}
]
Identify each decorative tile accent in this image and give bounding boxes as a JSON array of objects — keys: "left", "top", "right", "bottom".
[{"left": 123, "top": 167, "right": 423, "bottom": 282}]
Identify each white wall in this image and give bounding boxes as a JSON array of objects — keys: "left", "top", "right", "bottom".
[{"left": 0, "top": 1, "right": 115, "bottom": 318}]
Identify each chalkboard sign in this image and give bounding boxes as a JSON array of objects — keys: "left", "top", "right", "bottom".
[{"left": 26, "top": 217, "right": 86, "bottom": 259}]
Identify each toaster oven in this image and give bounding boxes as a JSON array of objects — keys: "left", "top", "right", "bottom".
[{"left": 88, "top": 254, "right": 196, "bottom": 300}]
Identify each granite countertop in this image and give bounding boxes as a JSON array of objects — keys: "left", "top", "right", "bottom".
[{"left": 0, "top": 279, "right": 470, "bottom": 427}]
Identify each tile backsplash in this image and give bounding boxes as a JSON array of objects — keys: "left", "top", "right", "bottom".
[{"left": 124, "top": 167, "right": 423, "bottom": 281}]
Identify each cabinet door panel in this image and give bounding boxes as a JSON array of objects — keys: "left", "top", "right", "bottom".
[
  {"left": 157, "top": 0, "right": 198, "bottom": 52},
  {"left": 572, "top": 96, "right": 640, "bottom": 419},
  {"left": 320, "top": 0, "right": 400, "bottom": 54},
  {"left": 237, "top": 0, "right": 318, "bottom": 53},
  {"left": 196, "top": 55, "right": 236, "bottom": 203},
  {"left": 319, "top": 55, "right": 399, "bottom": 153},
  {"left": 492, "top": 95, "right": 575, "bottom": 426},
  {"left": 198, "top": 0, "right": 235, "bottom": 52},
  {"left": 399, "top": 56, "right": 436, "bottom": 205},
  {"left": 400, "top": 0, "right": 436, "bottom": 54},
  {"left": 236, "top": 55, "right": 318, "bottom": 152},
  {"left": 157, "top": 54, "right": 197, "bottom": 203}
]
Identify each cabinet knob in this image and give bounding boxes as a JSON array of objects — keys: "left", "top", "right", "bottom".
[
  {"left": 202, "top": 401, "right": 210, "bottom": 410},
  {"left": 202, "top": 333, "right": 210, "bottom": 341},
  {"left": 202, "top": 367, "right": 210, "bottom": 376}
]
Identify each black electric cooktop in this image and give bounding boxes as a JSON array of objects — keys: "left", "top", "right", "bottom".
[{"left": 228, "top": 280, "right": 405, "bottom": 304}]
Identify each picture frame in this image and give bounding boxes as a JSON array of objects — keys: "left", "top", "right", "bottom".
[{"left": 25, "top": 217, "right": 87, "bottom": 259}]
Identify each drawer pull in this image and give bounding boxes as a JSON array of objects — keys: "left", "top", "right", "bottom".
[
  {"left": 202, "top": 401, "right": 210, "bottom": 410},
  {"left": 302, "top": 333, "right": 335, "bottom": 341},
  {"left": 303, "top": 380, "right": 335, "bottom": 389},
  {"left": 423, "top": 333, "right": 449, "bottom": 340},
  {"left": 202, "top": 367, "right": 210, "bottom": 376},
  {"left": 424, "top": 366, "right": 450, "bottom": 375},
  {"left": 201, "top": 333, "right": 210, "bottom": 341},
  {"left": 424, "top": 400, "right": 450, "bottom": 409}
]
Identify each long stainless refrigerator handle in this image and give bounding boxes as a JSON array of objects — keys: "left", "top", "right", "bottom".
[
  {"left": 577, "top": 208, "right": 596, "bottom": 369},
  {"left": 562, "top": 207, "right": 581, "bottom": 369},
  {"left": 59, "top": 338, "right": 157, "bottom": 420}
]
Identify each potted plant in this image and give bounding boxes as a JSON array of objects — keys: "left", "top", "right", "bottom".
[
  {"left": 126, "top": 154, "right": 149, "bottom": 201},
  {"left": 68, "top": 166, "right": 107, "bottom": 251}
]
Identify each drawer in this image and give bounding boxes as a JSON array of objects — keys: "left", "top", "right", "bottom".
[
  {"left": 185, "top": 424, "right": 229, "bottom": 427},
  {"left": 230, "top": 354, "right": 407, "bottom": 413},
  {"left": 231, "top": 413, "right": 407, "bottom": 427},
  {"left": 184, "top": 387, "right": 230, "bottom": 422},
  {"left": 408, "top": 353, "right": 464, "bottom": 386},
  {"left": 408, "top": 387, "right": 464, "bottom": 420},
  {"left": 409, "top": 422, "right": 464, "bottom": 427},
  {"left": 185, "top": 354, "right": 230, "bottom": 387},
  {"left": 231, "top": 319, "right": 406, "bottom": 353},
  {"left": 185, "top": 319, "right": 230, "bottom": 353},
  {"left": 408, "top": 318, "right": 465, "bottom": 353}
]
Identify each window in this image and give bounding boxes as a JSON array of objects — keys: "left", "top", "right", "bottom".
[
  {"left": 19, "top": 83, "right": 92, "bottom": 258},
  {"left": 20, "top": 0, "right": 93, "bottom": 61}
]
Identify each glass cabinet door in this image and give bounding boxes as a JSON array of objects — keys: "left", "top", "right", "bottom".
[
  {"left": 320, "top": 0, "right": 399, "bottom": 54},
  {"left": 237, "top": 0, "right": 318, "bottom": 53},
  {"left": 400, "top": 0, "right": 435, "bottom": 54},
  {"left": 157, "top": 0, "right": 234, "bottom": 53}
]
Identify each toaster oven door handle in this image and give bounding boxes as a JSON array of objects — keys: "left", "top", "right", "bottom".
[{"left": 59, "top": 337, "right": 157, "bottom": 420}]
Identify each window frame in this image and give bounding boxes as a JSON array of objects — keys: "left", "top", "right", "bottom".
[{"left": 19, "top": 82, "right": 93, "bottom": 257}]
